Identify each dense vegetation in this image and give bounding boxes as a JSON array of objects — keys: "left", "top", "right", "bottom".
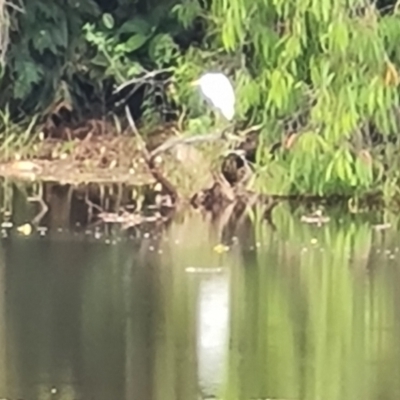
[{"left": 2, "top": 0, "right": 400, "bottom": 198}]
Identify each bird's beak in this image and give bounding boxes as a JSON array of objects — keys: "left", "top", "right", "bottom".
[{"left": 189, "top": 79, "right": 199, "bottom": 87}]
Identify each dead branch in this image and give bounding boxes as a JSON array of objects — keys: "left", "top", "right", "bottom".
[
  {"left": 125, "top": 106, "right": 179, "bottom": 202},
  {"left": 149, "top": 125, "right": 241, "bottom": 160},
  {"left": 114, "top": 68, "right": 172, "bottom": 94}
]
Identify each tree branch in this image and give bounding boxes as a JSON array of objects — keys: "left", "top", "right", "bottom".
[{"left": 114, "top": 68, "right": 172, "bottom": 94}]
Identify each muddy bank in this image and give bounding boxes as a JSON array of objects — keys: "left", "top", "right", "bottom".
[
  {"left": 0, "top": 116, "right": 258, "bottom": 206},
  {"left": 0, "top": 134, "right": 155, "bottom": 185},
  {"left": 0, "top": 116, "right": 385, "bottom": 229}
]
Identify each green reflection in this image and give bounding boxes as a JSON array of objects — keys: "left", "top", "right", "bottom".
[
  {"left": 222, "top": 204, "right": 400, "bottom": 400},
  {"left": 0, "top": 206, "right": 399, "bottom": 400}
]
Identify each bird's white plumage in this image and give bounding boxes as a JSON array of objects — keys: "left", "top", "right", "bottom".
[{"left": 196, "top": 72, "right": 235, "bottom": 121}]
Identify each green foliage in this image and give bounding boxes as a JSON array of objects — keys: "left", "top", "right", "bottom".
[
  {"left": 164, "top": 0, "right": 400, "bottom": 198},
  {"left": 7, "top": 0, "right": 101, "bottom": 109},
  {"left": 3, "top": 0, "right": 184, "bottom": 117},
  {"left": 196, "top": 0, "right": 400, "bottom": 196},
  {"left": 3, "top": 0, "right": 400, "bottom": 197}
]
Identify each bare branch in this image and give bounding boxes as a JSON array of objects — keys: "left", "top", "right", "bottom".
[
  {"left": 114, "top": 68, "right": 173, "bottom": 94},
  {"left": 124, "top": 105, "right": 141, "bottom": 140},
  {"left": 149, "top": 126, "right": 242, "bottom": 159}
]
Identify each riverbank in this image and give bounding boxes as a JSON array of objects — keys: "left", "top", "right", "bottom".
[{"left": 0, "top": 116, "right": 388, "bottom": 226}]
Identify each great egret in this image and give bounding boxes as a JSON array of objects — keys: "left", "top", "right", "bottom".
[
  {"left": 191, "top": 72, "right": 235, "bottom": 122},
  {"left": 191, "top": 71, "right": 255, "bottom": 186}
]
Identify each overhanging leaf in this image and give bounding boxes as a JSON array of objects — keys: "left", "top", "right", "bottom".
[
  {"left": 124, "top": 34, "right": 150, "bottom": 52},
  {"left": 118, "top": 17, "right": 153, "bottom": 36}
]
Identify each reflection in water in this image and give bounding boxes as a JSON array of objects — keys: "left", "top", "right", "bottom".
[
  {"left": 197, "top": 272, "right": 230, "bottom": 396},
  {"left": 1, "top": 202, "right": 400, "bottom": 399}
]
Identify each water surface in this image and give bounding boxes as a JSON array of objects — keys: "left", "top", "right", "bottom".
[{"left": 0, "top": 203, "right": 400, "bottom": 400}]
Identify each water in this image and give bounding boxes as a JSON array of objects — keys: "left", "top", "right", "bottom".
[{"left": 0, "top": 191, "right": 400, "bottom": 400}]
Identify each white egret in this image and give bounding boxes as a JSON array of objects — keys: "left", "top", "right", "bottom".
[
  {"left": 190, "top": 72, "right": 254, "bottom": 186},
  {"left": 191, "top": 72, "right": 235, "bottom": 122},
  {"left": 149, "top": 73, "right": 237, "bottom": 161}
]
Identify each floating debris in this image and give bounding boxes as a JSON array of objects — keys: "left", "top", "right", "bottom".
[
  {"left": 1, "top": 221, "right": 13, "bottom": 229},
  {"left": 372, "top": 223, "right": 391, "bottom": 231},
  {"left": 213, "top": 243, "right": 229, "bottom": 254},
  {"left": 38, "top": 226, "right": 48, "bottom": 237},
  {"left": 17, "top": 223, "right": 32, "bottom": 236},
  {"left": 98, "top": 211, "right": 164, "bottom": 229},
  {"left": 185, "top": 267, "right": 224, "bottom": 274},
  {"left": 301, "top": 209, "right": 330, "bottom": 225}
]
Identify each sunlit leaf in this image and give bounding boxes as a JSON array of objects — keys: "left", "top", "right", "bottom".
[{"left": 102, "top": 13, "right": 115, "bottom": 29}]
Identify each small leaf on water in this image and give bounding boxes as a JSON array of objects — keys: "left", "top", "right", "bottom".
[
  {"left": 213, "top": 244, "right": 229, "bottom": 254},
  {"left": 17, "top": 223, "right": 32, "bottom": 236}
]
